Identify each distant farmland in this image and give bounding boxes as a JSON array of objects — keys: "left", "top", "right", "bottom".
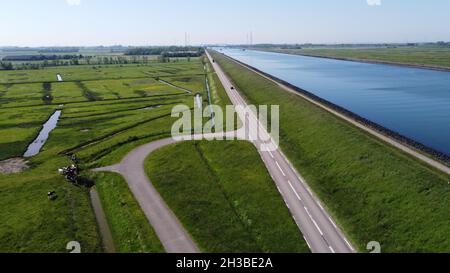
[{"left": 258, "top": 46, "right": 450, "bottom": 70}]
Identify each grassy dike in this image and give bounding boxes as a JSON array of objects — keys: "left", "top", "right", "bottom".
[
  {"left": 211, "top": 51, "right": 450, "bottom": 252},
  {"left": 145, "top": 141, "right": 309, "bottom": 253},
  {"left": 88, "top": 172, "right": 164, "bottom": 253}
]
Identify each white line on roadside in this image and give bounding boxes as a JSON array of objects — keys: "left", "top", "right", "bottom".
[
  {"left": 344, "top": 238, "right": 354, "bottom": 250},
  {"left": 268, "top": 151, "right": 274, "bottom": 159},
  {"left": 275, "top": 161, "right": 286, "bottom": 176},
  {"left": 317, "top": 202, "right": 325, "bottom": 211},
  {"left": 328, "top": 217, "right": 338, "bottom": 229},
  {"left": 303, "top": 236, "right": 312, "bottom": 249}
]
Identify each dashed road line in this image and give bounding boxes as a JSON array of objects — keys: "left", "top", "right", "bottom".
[
  {"left": 275, "top": 161, "right": 286, "bottom": 176},
  {"left": 287, "top": 180, "right": 302, "bottom": 201},
  {"left": 329, "top": 246, "right": 335, "bottom": 253},
  {"left": 311, "top": 219, "right": 324, "bottom": 236}
]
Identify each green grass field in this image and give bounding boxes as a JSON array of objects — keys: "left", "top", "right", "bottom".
[
  {"left": 263, "top": 46, "right": 450, "bottom": 69},
  {"left": 0, "top": 55, "right": 279, "bottom": 253},
  {"left": 88, "top": 172, "right": 165, "bottom": 253},
  {"left": 0, "top": 59, "right": 208, "bottom": 252},
  {"left": 145, "top": 141, "right": 309, "bottom": 253},
  {"left": 211, "top": 50, "right": 450, "bottom": 253}
]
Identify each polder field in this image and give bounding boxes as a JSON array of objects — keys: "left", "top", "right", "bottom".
[
  {"left": 0, "top": 59, "right": 206, "bottom": 252},
  {"left": 0, "top": 56, "right": 307, "bottom": 253},
  {"left": 262, "top": 46, "right": 450, "bottom": 70}
]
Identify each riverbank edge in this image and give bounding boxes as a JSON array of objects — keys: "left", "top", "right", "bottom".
[
  {"left": 257, "top": 49, "right": 450, "bottom": 73},
  {"left": 213, "top": 51, "right": 450, "bottom": 169}
]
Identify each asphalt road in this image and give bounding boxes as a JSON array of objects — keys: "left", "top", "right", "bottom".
[
  {"left": 93, "top": 132, "right": 239, "bottom": 253},
  {"left": 93, "top": 51, "right": 356, "bottom": 254},
  {"left": 218, "top": 52, "right": 450, "bottom": 176},
  {"left": 94, "top": 138, "right": 200, "bottom": 253},
  {"left": 206, "top": 50, "right": 355, "bottom": 253}
]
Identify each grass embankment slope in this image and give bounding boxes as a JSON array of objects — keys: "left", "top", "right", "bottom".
[
  {"left": 0, "top": 60, "right": 206, "bottom": 252},
  {"left": 265, "top": 47, "right": 450, "bottom": 70},
  {"left": 211, "top": 51, "right": 450, "bottom": 253},
  {"left": 145, "top": 141, "right": 309, "bottom": 253},
  {"left": 89, "top": 172, "right": 164, "bottom": 253}
]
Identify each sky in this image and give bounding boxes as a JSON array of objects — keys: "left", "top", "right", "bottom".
[{"left": 1, "top": 0, "right": 450, "bottom": 46}]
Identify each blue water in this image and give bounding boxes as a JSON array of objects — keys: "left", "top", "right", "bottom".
[{"left": 218, "top": 48, "right": 450, "bottom": 156}]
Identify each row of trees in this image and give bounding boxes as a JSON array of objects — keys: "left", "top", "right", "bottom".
[
  {"left": 0, "top": 50, "right": 200, "bottom": 70},
  {"left": 0, "top": 62, "right": 13, "bottom": 70},
  {"left": 0, "top": 55, "right": 159, "bottom": 70},
  {"left": 2, "top": 54, "right": 83, "bottom": 61},
  {"left": 125, "top": 46, "right": 204, "bottom": 56}
]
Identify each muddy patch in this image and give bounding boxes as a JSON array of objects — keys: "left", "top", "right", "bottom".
[{"left": 0, "top": 158, "right": 29, "bottom": 174}]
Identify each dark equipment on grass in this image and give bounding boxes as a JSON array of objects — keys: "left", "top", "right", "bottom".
[
  {"left": 58, "top": 164, "right": 78, "bottom": 183},
  {"left": 47, "top": 191, "right": 57, "bottom": 201}
]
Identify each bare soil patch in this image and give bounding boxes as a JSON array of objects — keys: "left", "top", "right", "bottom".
[{"left": 0, "top": 158, "right": 29, "bottom": 174}]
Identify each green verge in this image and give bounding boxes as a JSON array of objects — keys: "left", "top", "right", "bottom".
[
  {"left": 145, "top": 141, "right": 309, "bottom": 253},
  {"left": 0, "top": 59, "right": 205, "bottom": 252},
  {"left": 89, "top": 172, "right": 164, "bottom": 253},
  {"left": 0, "top": 157, "right": 101, "bottom": 252},
  {"left": 211, "top": 51, "right": 450, "bottom": 253}
]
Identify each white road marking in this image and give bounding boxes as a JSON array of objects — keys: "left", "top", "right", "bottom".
[
  {"left": 311, "top": 219, "right": 324, "bottom": 236},
  {"left": 276, "top": 185, "right": 282, "bottom": 193},
  {"left": 303, "top": 236, "right": 312, "bottom": 249},
  {"left": 275, "top": 161, "right": 286, "bottom": 176},
  {"left": 328, "top": 217, "right": 338, "bottom": 229},
  {"left": 208, "top": 51, "right": 357, "bottom": 254},
  {"left": 287, "top": 180, "right": 302, "bottom": 201},
  {"left": 329, "top": 246, "right": 335, "bottom": 253},
  {"left": 317, "top": 202, "right": 325, "bottom": 211},
  {"left": 344, "top": 238, "right": 354, "bottom": 250},
  {"left": 304, "top": 207, "right": 312, "bottom": 218}
]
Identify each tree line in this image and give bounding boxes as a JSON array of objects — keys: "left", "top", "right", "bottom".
[{"left": 125, "top": 46, "right": 204, "bottom": 56}]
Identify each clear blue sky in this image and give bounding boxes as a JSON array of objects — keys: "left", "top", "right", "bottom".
[{"left": 1, "top": 0, "right": 449, "bottom": 46}]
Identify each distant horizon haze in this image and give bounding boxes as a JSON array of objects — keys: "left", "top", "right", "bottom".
[{"left": 1, "top": 0, "right": 449, "bottom": 47}]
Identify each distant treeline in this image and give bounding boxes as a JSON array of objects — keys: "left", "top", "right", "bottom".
[
  {"left": 1, "top": 47, "right": 80, "bottom": 53},
  {"left": 0, "top": 54, "right": 191, "bottom": 70},
  {"left": 235, "top": 42, "right": 450, "bottom": 50},
  {"left": 125, "top": 46, "right": 204, "bottom": 56},
  {"left": 38, "top": 48, "right": 80, "bottom": 53},
  {"left": 2, "top": 54, "right": 83, "bottom": 61}
]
